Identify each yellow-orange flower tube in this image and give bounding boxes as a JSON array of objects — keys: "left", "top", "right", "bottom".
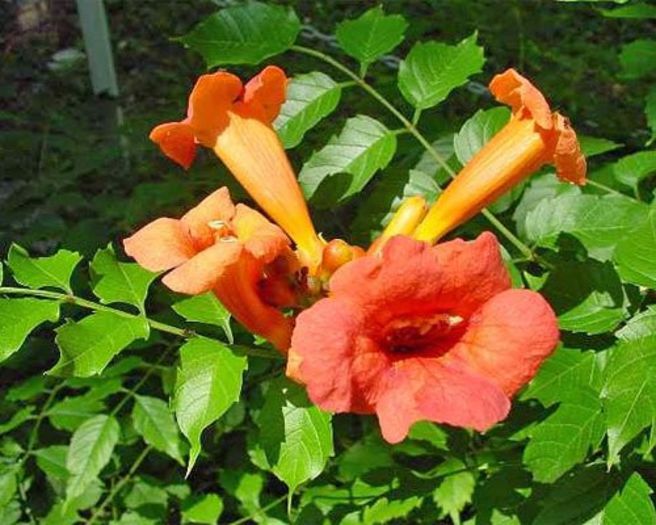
[
  {"left": 413, "top": 69, "right": 587, "bottom": 244},
  {"left": 149, "top": 66, "right": 324, "bottom": 269},
  {"left": 368, "top": 195, "right": 428, "bottom": 255}
]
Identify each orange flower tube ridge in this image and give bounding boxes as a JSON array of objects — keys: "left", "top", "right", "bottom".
[
  {"left": 150, "top": 66, "right": 324, "bottom": 270},
  {"left": 287, "top": 233, "right": 559, "bottom": 443},
  {"left": 413, "top": 68, "right": 587, "bottom": 244},
  {"left": 123, "top": 187, "right": 294, "bottom": 351}
]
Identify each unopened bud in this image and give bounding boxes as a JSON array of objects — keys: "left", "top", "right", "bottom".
[{"left": 321, "top": 239, "right": 364, "bottom": 274}]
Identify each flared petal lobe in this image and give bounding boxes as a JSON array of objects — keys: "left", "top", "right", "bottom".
[
  {"left": 289, "top": 234, "right": 559, "bottom": 443},
  {"left": 413, "top": 68, "right": 586, "bottom": 244}
]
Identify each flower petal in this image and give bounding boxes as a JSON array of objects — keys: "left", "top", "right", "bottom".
[
  {"left": 123, "top": 217, "right": 195, "bottom": 272},
  {"left": 330, "top": 234, "right": 510, "bottom": 319},
  {"left": 376, "top": 359, "right": 510, "bottom": 443},
  {"left": 450, "top": 288, "right": 560, "bottom": 396},
  {"left": 242, "top": 65, "right": 287, "bottom": 123},
  {"left": 489, "top": 68, "right": 553, "bottom": 130},
  {"left": 187, "top": 71, "right": 243, "bottom": 147},
  {"left": 552, "top": 112, "right": 587, "bottom": 185},
  {"left": 181, "top": 187, "right": 236, "bottom": 248},
  {"left": 214, "top": 254, "right": 293, "bottom": 352},
  {"left": 232, "top": 204, "right": 290, "bottom": 263},
  {"left": 149, "top": 122, "right": 197, "bottom": 169},
  {"left": 162, "top": 241, "right": 243, "bottom": 295}
]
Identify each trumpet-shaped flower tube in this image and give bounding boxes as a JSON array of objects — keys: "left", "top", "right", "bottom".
[
  {"left": 123, "top": 187, "right": 293, "bottom": 350},
  {"left": 287, "top": 233, "right": 559, "bottom": 443},
  {"left": 368, "top": 196, "right": 428, "bottom": 255},
  {"left": 413, "top": 68, "right": 587, "bottom": 244},
  {"left": 150, "top": 66, "right": 324, "bottom": 269}
]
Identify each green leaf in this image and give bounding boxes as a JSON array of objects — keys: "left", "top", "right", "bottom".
[
  {"left": 601, "top": 2, "right": 656, "bottom": 18},
  {"left": 646, "top": 88, "right": 656, "bottom": 146},
  {"left": 398, "top": 33, "right": 485, "bottom": 109},
  {"left": 619, "top": 39, "right": 656, "bottom": 79},
  {"left": 600, "top": 473, "right": 656, "bottom": 524},
  {"left": 0, "top": 298, "right": 59, "bottom": 362},
  {"left": 432, "top": 458, "right": 476, "bottom": 523},
  {"left": 613, "top": 150, "right": 656, "bottom": 189},
  {"left": 299, "top": 115, "right": 397, "bottom": 206},
  {"left": 179, "top": 1, "right": 300, "bottom": 66},
  {"left": 531, "top": 465, "right": 621, "bottom": 525},
  {"left": 48, "top": 396, "right": 105, "bottom": 432},
  {"left": 616, "top": 306, "right": 656, "bottom": 342},
  {"left": 124, "top": 477, "right": 168, "bottom": 511},
  {"left": 65, "top": 414, "right": 120, "bottom": 503},
  {"left": 614, "top": 208, "right": 656, "bottom": 288},
  {"left": 174, "top": 337, "right": 247, "bottom": 475},
  {"left": 181, "top": 493, "right": 223, "bottom": 524},
  {"left": 172, "top": 293, "right": 232, "bottom": 343},
  {"left": 50, "top": 312, "right": 149, "bottom": 377},
  {"left": 34, "top": 445, "right": 69, "bottom": 482},
  {"left": 541, "top": 260, "right": 628, "bottom": 334},
  {"left": 255, "top": 379, "right": 333, "bottom": 492},
  {"left": 335, "top": 7, "right": 408, "bottom": 68},
  {"left": 0, "top": 466, "right": 18, "bottom": 508},
  {"left": 362, "top": 495, "right": 422, "bottom": 524},
  {"left": 7, "top": 244, "right": 82, "bottom": 292},
  {"left": 5, "top": 375, "right": 47, "bottom": 402},
  {"left": 578, "top": 135, "right": 623, "bottom": 157},
  {"left": 524, "top": 386, "right": 604, "bottom": 483},
  {"left": 525, "top": 193, "right": 648, "bottom": 261},
  {"left": 453, "top": 107, "right": 510, "bottom": 164},
  {"left": 132, "top": 395, "right": 184, "bottom": 465},
  {"left": 90, "top": 246, "right": 157, "bottom": 312},
  {"left": 522, "top": 347, "right": 602, "bottom": 407},
  {"left": 274, "top": 72, "right": 342, "bottom": 149},
  {"left": 602, "top": 335, "right": 656, "bottom": 464},
  {"left": 0, "top": 407, "right": 34, "bottom": 434}
]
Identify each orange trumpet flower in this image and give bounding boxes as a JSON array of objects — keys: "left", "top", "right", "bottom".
[
  {"left": 368, "top": 195, "right": 428, "bottom": 255},
  {"left": 150, "top": 66, "right": 324, "bottom": 269},
  {"left": 413, "top": 68, "right": 586, "bottom": 244},
  {"left": 123, "top": 187, "right": 294, "bottom": 351}
]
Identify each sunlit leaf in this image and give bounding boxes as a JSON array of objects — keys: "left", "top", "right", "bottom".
[
  {"left": 616, "top": 306, "right": 656, "bottom": 342},
  {"left": 578, "top": 135, "right": 623, "bottom": 157},
  {"left": 50, "top": 312, "right": 149, "bottom": 377},
  {"left": 65, "top": 414, "right": 120, "bottom": 503},
  {"left": 7, "top": 244, "right": 82, "bottom": 293},
  {"left": 602, "top": 335, "right": 656, "bottom": 464},
  {"left": 453, "top": 107, "right": 510, "bottom": 164},
  {"left": 335, "top": 7, "right": 408, "bottom": 68},
  {"left": 525, "top": 193, "right": 648, "bottom": 260},
  {"left": 274, "top": 72, "right": 342, "bottom": 149},
  {"left": 0, "top": 407, "right": 34, "bottom": 435},
  {"left": 432, "top": 458, "right": 476, "bottom": 523},
  {"left": 172, "top": 293, "right": 232, "bottom": 343},
  {"left": 613, "top": 150, "right": 656, "bottom": 189},
  {"left": 179, "top": 1, "right": 300, "bottom": 66},
  {"left": 299, "top": 115, "right": 397, "bottom": 206},
  {"left": 601, "top": 2, "right": 656, "bottom": 18},
  {"left": 646, "top": 88, "right": 656, "bottom": 146},
  {"left": 524, "top": 386, "right": 604, "bottom": 483},
  {"left": 132, "top": 395, "right": 185, "bottom": 465},
  {"left": 398, "top": 33, "right": 485, "bottom": 109},
  {"left": 614, "top": 208, "right": 656, "bottom": 288},
  {"left": 90, "top": 245, "right": 157, "bottom": 312},
  {"left": 48, "top": 396, "right": 106, "bottom": 432},
  {"left": 0, "top": 298, "right": 59, "bottom": 362},
  {"left": 174, "top": 337, "right": 247, "bottom": 475},
  {"left": 181, "top": 493, "right": 223, "bottom": 524},
  {"left": 255, "top": 379, "right": 333, "bottom": 492}
]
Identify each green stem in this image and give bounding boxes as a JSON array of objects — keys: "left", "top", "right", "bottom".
[
  {"left": 290, "top": 45, "right": 537, "bottom": 261},
  {"left": 85, "top": 446, "right": 153, "bottom": 525},
  {"left": 0, "top": 287, "right": 282, "bottom": 360},
  {"left": 585, "top": 179, "right": 625, "bottom": 198}
]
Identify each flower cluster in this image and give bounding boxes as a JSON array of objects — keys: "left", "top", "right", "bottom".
[{"left": 125, "top": 66, "right": 586, "bottom": 443}]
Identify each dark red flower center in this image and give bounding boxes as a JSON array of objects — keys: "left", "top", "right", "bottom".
[{"left": 382, "top": 312, "right": 464, "bottom": 355}]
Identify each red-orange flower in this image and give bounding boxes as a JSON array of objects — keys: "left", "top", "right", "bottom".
[
  {"left": 123, "top": 187, "right": 293, "bottom": 350},
  {"left": 150, "top": 66, "right": 324, "bottom": 269},
  {"left": 413, "top": 68, "right": 586, "bottom": 243},
  {"left": 287, "top": 233, "right": 559, "bottom": 443}
]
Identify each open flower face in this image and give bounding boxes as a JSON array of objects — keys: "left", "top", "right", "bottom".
[
  {"left": 287, "top": 233, "right": 559, "bottom": 443},
  {"left": 123, "top": 187, "right": 293, "bottom": 350},
  {"left": 149, "top": 66, "right": 324, "bottom": 269},
  {"left": 413, "top": 68, "right": 587, "bottom": 243}
]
